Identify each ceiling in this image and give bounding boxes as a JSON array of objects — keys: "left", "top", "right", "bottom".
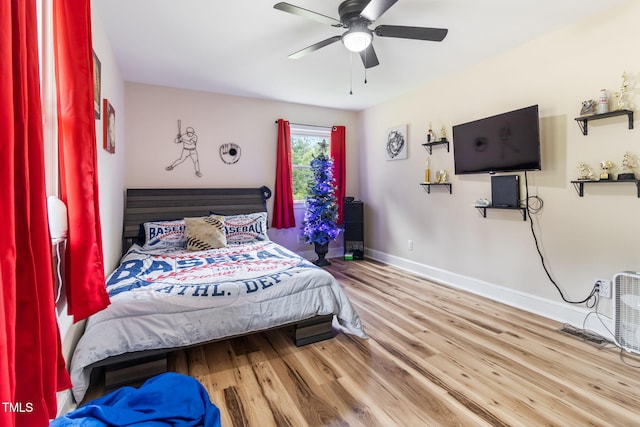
[{"left": 93, "top": 0, "right": 624, "bottom": 111}]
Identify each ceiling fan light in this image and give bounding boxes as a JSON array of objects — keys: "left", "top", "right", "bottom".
[{"left": 342, "top": 29, "right": 372, "bottom": 53}]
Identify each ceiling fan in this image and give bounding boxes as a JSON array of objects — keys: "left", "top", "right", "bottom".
[{"left": 274, "top": 0, "right": 448, "bottom": 69}]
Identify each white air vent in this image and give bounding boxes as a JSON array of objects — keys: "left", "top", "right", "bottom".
[{"left": 614, "top": 271, "right": 640, "bottom": 354}]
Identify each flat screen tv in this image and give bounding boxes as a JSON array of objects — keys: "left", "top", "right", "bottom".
[{"left": 453, "top": 105, "right": 541, "bottom": 175}]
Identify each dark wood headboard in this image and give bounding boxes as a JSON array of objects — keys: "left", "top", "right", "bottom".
[{"left": 122, "top": 186, "right": 272, "bottom": 253}]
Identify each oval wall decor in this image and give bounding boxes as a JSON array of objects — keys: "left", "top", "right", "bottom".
[{"left": 219, "top": 143, "right": 241, "bottom": 164}]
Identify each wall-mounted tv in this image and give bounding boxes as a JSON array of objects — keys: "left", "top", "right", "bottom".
[{"left": 453, "top": 105, "right": 541, "bottom": 175}]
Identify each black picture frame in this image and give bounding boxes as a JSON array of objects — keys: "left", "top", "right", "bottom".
[{"left": 93, "top": 50, "right": 101, "bottom": 119}]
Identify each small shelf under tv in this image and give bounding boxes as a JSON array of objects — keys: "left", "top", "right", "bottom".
[
  {"left": 570, "top": 179, "right": 640, "bottom": 197},
  {"left": 574, "top": 109, "right": 634, "bottom": 135},
  {"left": 475, "top": 205, "right": 527, "bottom": 221},
  {"left": 421, "top": 139, "right": 449, "bottom": 155}
]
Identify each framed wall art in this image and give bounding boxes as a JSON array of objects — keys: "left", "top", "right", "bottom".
[
  {"left": 93, "top": 50, "right": 101, "bottom": 119},
  {"left": 103, "top": 99, "right": 115, "bottom": 154},
  {"left": 385, "top": 124, "right": 407, "bottom": 160}
]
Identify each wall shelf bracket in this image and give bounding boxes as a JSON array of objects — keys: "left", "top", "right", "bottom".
[
  {"left": 476, "top": 205, "right": 527, "bottom": 221},
  {"left": 420, "top": 182, "right": 452, "bottom": 194},
  {"left": 421, "top": 139, "right": 450, "bottom": 155},
  {"left": 575, "top": 109, "right": 634, "bottom": 135},
  {"left": 570, "top": 179, "right": 640, "bottom": 197}
]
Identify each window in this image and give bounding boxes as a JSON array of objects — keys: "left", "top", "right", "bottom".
[
  {"left": 37, "top": 0, "right": 58, "bottom": 196},
  {"left": 290, "top": 125, "right": 331, "bottom": 202},
  {"left": 38, "top": 0, "right": 66, "bottom": 316}
]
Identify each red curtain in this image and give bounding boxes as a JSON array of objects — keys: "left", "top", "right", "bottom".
[
  {"left": 272, "top": 119, "right": 296, "bottom": 228},
  {"left": 0, "top": 1, "right": 16, "bottom": 418},
  {"left": 1, "top": 1, "right": 72, "bottom": 426},
  {"left": 330, "top": 126, "right": 346, "bottom": 225},
  {"left": 53, "top": 0, "right": 110, "bottom": 321}
]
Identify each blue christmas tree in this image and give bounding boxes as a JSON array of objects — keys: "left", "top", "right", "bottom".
[{"left": 302, "top": 145, "right": 340, "bottom": 248}]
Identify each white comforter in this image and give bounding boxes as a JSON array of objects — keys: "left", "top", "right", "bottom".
[{"left": 69, "top": 241, "right": 366, "bottom": 402}]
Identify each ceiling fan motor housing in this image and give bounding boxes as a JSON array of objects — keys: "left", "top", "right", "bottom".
[
  {"left": 339, "top": 0, "right": 374, "bottom": 52},
  {"left": 338, "top": 0, "right": 371, "bottom": 24}
]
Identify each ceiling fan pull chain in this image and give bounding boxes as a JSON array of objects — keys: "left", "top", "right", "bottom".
[
  {"left": 364, "top": 48, "right": 368, "bottom": 84},
  {"left": 350, "top": 52, "right": 354, "bottom": 95}
]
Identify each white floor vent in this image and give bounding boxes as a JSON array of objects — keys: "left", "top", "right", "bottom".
[{"left": 614, "top": 271, "right": 640, "bottom": 354}]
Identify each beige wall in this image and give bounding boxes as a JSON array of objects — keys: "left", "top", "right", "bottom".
[
  {"left": 358, "top": 1, "right": 640, "bottom": 330},
  {"left": 93, "top": 11, "right": 126, "bottom": 274},
  {"left": 124, "top": 83, "right": 359, "bottom": 253}
]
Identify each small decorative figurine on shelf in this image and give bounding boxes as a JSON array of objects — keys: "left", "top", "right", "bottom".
[
  {"left": 618, "top": 151, "right": 637, "bottom": 180},
  {"left": 424, "top": 157, "right": 431, "bottom": 183},
  {"left": 580, "top": 100, "right": 596, "bottom": 116},
  {"left": 427, "top": 122, "right": 436, "bottom": 143},
  {"left": 597, "top": 89, "right": 609, "bottom": 114},
  {"left": 615, "top": 72, "right": 630, "bottom": 111},
  {"left": 439, "top": 126, "right": 447, "bottom": 141},
  {"left": 576, "top": 161, "right": 594, "bottom": 181},
  {"left": 599, "top": 160, "right": 614, "bottom": 180},
  {"left": 436, "top": 170, "right": 448, "bottom": 183}
]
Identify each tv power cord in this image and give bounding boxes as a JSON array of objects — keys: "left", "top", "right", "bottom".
[{"left": 523, "top": 171, "right": 599, "bottom": 307}]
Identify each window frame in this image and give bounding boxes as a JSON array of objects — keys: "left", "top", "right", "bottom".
[
  {"left": 290, "top": 124, "right": 331, "bottom": 203},
  {"left": 38, "top": 0, "right": 59, "bottom": 197}
]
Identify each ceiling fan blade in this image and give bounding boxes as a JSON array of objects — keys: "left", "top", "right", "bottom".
[
  {"left": 360, "top": 0, "right": 398, "bottom": 22},
  {"left": 375, "top": 25, "right": 448, "bottom": 41},
  {"left": 274, "top": 2, "right": 342, "bottom": 27},
  {"left": 288, "top": 36, "right": 342, "bottom": 59},
  {"left": 359, "top": 44, "right": 379, "bottom": 69}
]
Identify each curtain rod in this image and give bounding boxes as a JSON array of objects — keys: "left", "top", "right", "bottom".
[{"left": 274, "top": 120, "right": 334, "bottom": 129}]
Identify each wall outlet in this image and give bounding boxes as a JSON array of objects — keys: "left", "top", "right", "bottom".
[
  {"left": 596, "top": 278, "right": 612, "bottom": 299},
  {"left": 407, "top": 239, "right": 413, "bottom": 251}
]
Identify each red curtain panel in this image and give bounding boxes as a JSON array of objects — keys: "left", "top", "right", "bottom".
[
  {"left": 1, "top": 1, "right": 71, "bottom": 426},
  {"left": 330, "top": 126, "right": 346, "bottom": 225},
  {"left": 272, "top": 119, "right": 296, "bottom": 228},
  {"left": 0, "top": 4, "right": 18, "bottom": 425},
  {"left": 53, "top": 0, "right": 110, "bottom": 321}
]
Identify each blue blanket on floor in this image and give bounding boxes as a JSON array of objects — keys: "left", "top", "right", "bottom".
[{"left": 51, "top": 373, "right": 221, "bottom": 427}]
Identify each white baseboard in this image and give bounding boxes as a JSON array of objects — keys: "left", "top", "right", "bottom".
[{"left": 365, "top": 248, "right": 615, "bottom": 341}]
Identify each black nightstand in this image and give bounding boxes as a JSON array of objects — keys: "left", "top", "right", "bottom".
[{"left": 343, "top": 200, "right": 364, "bottom": 260}]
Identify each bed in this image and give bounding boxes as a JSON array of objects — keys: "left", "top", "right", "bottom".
[{"left": 69, "top": 187, "right": 366, "bottom": 403}]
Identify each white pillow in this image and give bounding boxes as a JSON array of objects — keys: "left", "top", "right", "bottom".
[
  {"left": 217, "top": 212, "right": 269, "bottom": 244},
  {"left": 142, "top": 220, "right": 186, "bottom": 249}
]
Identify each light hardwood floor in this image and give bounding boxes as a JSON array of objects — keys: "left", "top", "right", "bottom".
[{"left": 85, "top": 258, "right": 640, "bottom": 426}]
